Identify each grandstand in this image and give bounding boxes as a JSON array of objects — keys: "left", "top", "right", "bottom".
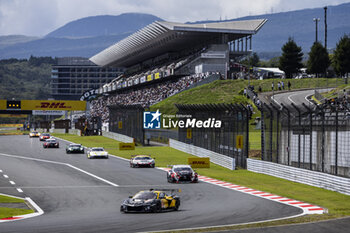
[{"left": 89, "top": 19, "right": 267, "bottom": 124}]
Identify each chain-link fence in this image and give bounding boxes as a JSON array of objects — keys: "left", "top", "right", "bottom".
[
  {"left": 176, "top": 104, "right": 249, "bottom": 168},
  {"left": 261, "top": 102, "right": 350, "bottom": 177},
  {"left": 108, "top": 104, "right": 144, "bottom": 144}
]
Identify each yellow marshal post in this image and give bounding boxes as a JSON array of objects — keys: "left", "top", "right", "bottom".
[{"left": 236, "top": 135, "right": 243, "bottom": 149}]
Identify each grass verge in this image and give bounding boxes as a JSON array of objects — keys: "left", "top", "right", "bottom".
[
  {"left": 53, "top": 134, "right": 350, "bottom": 231},
  {"left": 0, "top": 195, "right": 34, "bottom": 219}
]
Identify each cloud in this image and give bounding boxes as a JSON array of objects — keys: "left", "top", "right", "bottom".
[{"left": 0, "top": 0, "right": 349, "bottom": 36}]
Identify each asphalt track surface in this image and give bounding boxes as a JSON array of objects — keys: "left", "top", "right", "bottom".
[
  {"left": 271, "top": 88, "right": 333, "bottom": 107},
  {"left": 0, "top": 135, "right": 302, "bottom": 233}
]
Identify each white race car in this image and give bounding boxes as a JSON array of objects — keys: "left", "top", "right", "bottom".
[
  {"left": 87, "top": 147, "right": 109, "bottom": 159},
  {"left": 130, "top": 155, "right": 155, "bottom": 168}
]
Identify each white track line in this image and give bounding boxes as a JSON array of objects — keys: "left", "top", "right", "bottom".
[
  {"left": 9, "top": 181, "right": 15, "bottom": 185},
  {"left": 16, "top": 188, "right": 23, "bottom": 193},
  {"left": 0, "top": 169, "right": 2, "bottom": 173},
  {"left": 287, "top": 93, "right": 298, "bottom": 105},
  {"left": 0, "top": 152, "right": 118, "bottom": 187},
  {"left": 3, "top": 174, "right": 8, "bottom": 178}
]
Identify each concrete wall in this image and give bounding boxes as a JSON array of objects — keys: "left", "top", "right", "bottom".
[
  {"left": 247, "top": 158, "right": 350, "bottom": 195},
  {"left": 169, "top": 139, "right": 235, "bottom": 170}
]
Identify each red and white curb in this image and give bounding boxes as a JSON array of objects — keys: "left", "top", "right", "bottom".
[
  {"left": 157, "top": 168, "right": 325, "bottom": 215},
  {"left": 0, "top": 194, "right": 44, "bottom": 223}
]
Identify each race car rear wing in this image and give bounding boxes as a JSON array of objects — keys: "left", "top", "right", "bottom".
[{"left": 149, "top": 188, "right": 181, "bottom": 193}]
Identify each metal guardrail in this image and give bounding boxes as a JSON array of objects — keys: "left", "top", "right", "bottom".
[
  {"left": 102, "top": 131, "right": 134, "bottom": 143},
  {"left": 169, "top": 139, "right": 235, "bottom": 170},
  {"left": 247, "top": 158, "right": 350, "bottom": 195}
]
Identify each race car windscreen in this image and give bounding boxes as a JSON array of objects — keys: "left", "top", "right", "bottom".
[
  {"left": 135, "top": 157, "right": 151, "bottom": 160},
  {"left": 92, "top": 148, "right": 104, "bottom": 151},
  {"left": 133, "top": 192, "right": 156, "bottom": 199},
  {"left": 174, "top": 167, "right": 192, "bottom": 172}
]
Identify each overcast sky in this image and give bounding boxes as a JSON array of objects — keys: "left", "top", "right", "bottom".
[{"left": 0, "top": 0, "right": 349, "bottom": 36}]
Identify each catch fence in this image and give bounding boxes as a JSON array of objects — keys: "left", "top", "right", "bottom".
[
  {"left": 261, "top": 102, "right": 350, "bottom": 177},
  {"left": 176, "top": 104, "right": 249, "bottom": 168}
]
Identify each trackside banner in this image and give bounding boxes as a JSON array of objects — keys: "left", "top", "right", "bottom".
[
  {"left": 21, "top": 100, "right": 86, "bottom": 111},
  {"left": 188, "top": 157, "right": 210, "bottom": 168},
  {"left": 0, "top": 100, "right": 6, "bottom": 110}
]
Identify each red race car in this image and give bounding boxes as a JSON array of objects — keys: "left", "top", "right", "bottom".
[{"left": 39, "top": 133, "right": 51, "bottom": 141}]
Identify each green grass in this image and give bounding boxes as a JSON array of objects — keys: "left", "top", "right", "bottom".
[
  {"left": 53, "top": 134, "right": 350, "bottom": 220},
  {"left": 0, "top": 195, "right": 26, "bottom": 203},
  {"left": 0, "top": 195, "right": 34, "bottom": 219},
  {"left": 0, "top": 207, "right": 33, "bottom": 219},
  {"left": 150, "top": 78, "right": 345, "bottom": 114}
]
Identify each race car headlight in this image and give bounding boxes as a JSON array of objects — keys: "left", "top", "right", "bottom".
[{"left": 80, "top": 148, "right": 83, "bottom": 150}]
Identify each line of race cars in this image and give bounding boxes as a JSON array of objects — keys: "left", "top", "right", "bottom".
[{"left": 28, "top": 131, "right": 200, "bottom": 213}]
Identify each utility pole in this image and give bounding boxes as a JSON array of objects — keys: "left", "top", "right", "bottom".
[
  {"left": 313, "top": 18, "right": 320, "bottom": 42},
  {"left": 324, "top": 6, "right": 328, "bottom": 49}
]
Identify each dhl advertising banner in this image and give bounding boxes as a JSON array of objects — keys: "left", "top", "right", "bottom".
[
  {"left": 21, "top": 100, "right": 86, "bottom": 111},
  {"left": 0, "top": 114, "right": 27, "bottom": 118},
  {"left": 0, "top": 100, "right": 6, "bottom": 110},
  {"left": 188, "top": 157, "right": 210, "bottom": 168}
]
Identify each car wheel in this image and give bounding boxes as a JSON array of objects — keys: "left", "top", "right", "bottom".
[
  {"left": 174, "top": 199, "right": 180, "bottom": 211},
  {"left": 153, "top": 201, "right": 162, "bottom": 213}
]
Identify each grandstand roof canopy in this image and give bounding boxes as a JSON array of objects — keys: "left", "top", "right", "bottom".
[{"left": 90, "top": 19, "right": 267, "bottom": 68}]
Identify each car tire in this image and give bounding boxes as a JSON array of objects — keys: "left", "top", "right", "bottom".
[
  {"left": 174, "top": 199, "right": 180, "bottom": 211},
  {"left": 153, "top": 201, "right": 162, "bottom": 213}
]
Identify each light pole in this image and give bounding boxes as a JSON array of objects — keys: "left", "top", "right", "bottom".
[
  {"left": 324, "top": 7, "right": 327, "bottom": 49},
  {"left": 313, "top": 18, "right": 320, "bottom": 42}
]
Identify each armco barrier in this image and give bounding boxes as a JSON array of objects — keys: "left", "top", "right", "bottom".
[
  {"left": 169, "top": 139, "right": 235, "bottom": 170},
  {"left": 247, "top": 158, "right": 350, "bottom": 195},
  {"left": 102, "top": 131, "right": 134, "bottom": 143},
  {"left": 68, "top": 129, "right": 81, "bottom": 136}
]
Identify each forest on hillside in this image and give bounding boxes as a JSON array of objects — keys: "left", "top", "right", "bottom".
[{"left": 0, "top": 56, "right": 56, "bottom": 100}]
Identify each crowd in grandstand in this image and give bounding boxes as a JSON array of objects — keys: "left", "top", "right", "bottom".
[{"left": 91, "top": 72, "right": 217, "bottom": 123}]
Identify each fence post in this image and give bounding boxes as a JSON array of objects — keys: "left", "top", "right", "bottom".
[
  {"left": 270, "top": 104, "right": 280, "bottom": 163},
  {"left": 303, "top": 103, "right": 313, "bottom": 171},
  {"left": 264, "top": 104, "right": 273, "bottom": 162},
  {"left": 281, "top": 103, "right": 290, "bottom": 166},
  {"left": 292, "top": 103, "right": 301, "bottom": 168},
  {"left": 260, "top": 105, "right": 265, "bottom": 161}
]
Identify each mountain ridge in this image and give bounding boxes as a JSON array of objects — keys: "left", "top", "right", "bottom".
[{"left": 1, "top": 3, "right": 349, "bottom": 59}]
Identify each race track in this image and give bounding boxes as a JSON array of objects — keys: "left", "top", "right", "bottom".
[{"left": 0, "top": 135, "right": 302, "bottom": 232}]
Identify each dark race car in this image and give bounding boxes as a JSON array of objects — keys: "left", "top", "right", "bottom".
[
  {"left": 43, "top": 138, "right": 59, "bottom": 148},
  {"left": 167, "top": 165, "right": 198, "bottom": 183},
  {"left": 66, "top": 144, "right": 84, "bottom": 154},
  {"left": 39, "top": 133, "right": 51, "bottom": 141},
  {"left": 130, "top": 155, "right": 155, "bottom": 168},
  {"left": 120, "top": 189, "right": 180, "bottom": 213}
]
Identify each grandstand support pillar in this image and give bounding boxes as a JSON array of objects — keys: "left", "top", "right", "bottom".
[
  {"left": 232, "top": 41, "right": 235, "bottom": 52},
  {"left": 245, "top": 37, "right": 248, "bottom": 52},
  {"left": 249, "top": 36, "right": 252, "bottom": 50},
  {"left": 241, "top": 39, "right": 244, "bottom": 51}
]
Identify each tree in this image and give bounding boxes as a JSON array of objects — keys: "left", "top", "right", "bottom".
[
  {"left": 333, "top": 35, "right": 350, "bottom": 78},
  {"left": 279, "top": 38, "right": 304, "bottom": 78},
  {"left": 241, "top": 52, "right": 260, "bottom": 68},
  {"left": 307, "top": 42, "right": 330, "bottom": 77}
]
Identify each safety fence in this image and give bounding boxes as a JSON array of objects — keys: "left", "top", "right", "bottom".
[
  {"left": 108, "top": 104, "right": 144, "bottom": 144},
  {"left": 176, "top": 103, "right": 249, "bottom": 168},
  {"left": 169, "top": 139, "right": 235, "bottom": 170},
  {"left": 247, "top": 158, "right": 350, "bottom": 195},
  {"left": 261, "top": 102, "right": 350, "bottom": 178}
]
